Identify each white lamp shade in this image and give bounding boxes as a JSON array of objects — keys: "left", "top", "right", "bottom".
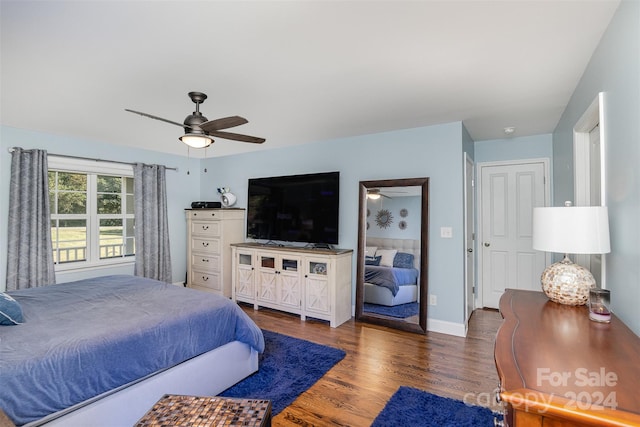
[
  {"left": 179, "top": 134, "right": 213, "bottom": 149},
  {"left": 532, "top": 206, "right": 610, "bottom": 254}
]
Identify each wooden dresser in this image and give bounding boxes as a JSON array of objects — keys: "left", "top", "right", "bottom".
[{"left": 495, "top": 289, "right": 640, "bottom": 427}]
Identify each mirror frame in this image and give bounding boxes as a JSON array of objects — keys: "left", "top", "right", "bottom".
[{"left": 355, "top": 177, "right": 430, "bottom": 334}]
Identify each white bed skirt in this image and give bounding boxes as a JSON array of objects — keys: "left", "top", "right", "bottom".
[
  {"left": 26, "top": 341, "right": 259, "bottom": 427},
  {"left": 364, "top": 283, "right": 417, "bottom": 306}
]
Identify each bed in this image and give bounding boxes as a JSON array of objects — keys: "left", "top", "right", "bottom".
[
  {"left": 0, "top": 275, "right": 265, "bottom": 427},
  {"left": 363, "top": 238, "right": 420, "bottom": 306}
]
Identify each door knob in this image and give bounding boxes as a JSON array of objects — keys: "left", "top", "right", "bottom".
[
  {"left": 467, "top": 248, "right": 473, "bottom": 253},
  {"left": 484, "top": 242, "right": 490, "bottom": 247}
]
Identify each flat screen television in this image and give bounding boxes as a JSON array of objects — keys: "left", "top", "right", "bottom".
[{"left": 246, "top": 171, "right": 340, "bottom": 245}]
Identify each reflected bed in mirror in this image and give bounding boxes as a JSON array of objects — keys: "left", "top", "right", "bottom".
[{"left": 356, "top": 178, "right": 429, "bottom": 334}]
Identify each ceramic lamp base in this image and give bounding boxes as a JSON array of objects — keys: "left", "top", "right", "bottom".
[{"left": 540, "top": 256, "right": 595, "bottom": 306}]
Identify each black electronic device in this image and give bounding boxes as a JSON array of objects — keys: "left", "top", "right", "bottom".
[
  {"left": 191, "top": 201, "right": 221, "bottom": 209},
  {"left": 246, "top": 171, "right": 340, "bottom": 245}
]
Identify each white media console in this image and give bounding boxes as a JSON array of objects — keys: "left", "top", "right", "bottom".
[{"left": 231, "top": 243, "right": 353, "bottom": 328}]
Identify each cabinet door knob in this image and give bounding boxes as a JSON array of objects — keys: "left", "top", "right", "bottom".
[{"left": 484, "top": 242, "right": 491, "bottom": 247}]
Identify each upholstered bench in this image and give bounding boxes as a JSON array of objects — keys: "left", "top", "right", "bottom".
[{"left": 135, "top": 394, "right": 272, "bottom": 427}]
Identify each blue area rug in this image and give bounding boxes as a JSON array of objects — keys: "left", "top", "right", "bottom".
[
  {"left": 372, "top": 386, "right": 501, "bottom": 427},
  {"left": 219, "top": 330, "right": 345, "bottom": 416},
  {"left": 364, "top": 302, "right": 419, "bottom": 318}
]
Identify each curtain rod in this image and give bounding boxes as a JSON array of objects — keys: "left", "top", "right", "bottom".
[{"left": 7, "top": 147, "right": 178, "bottom": 171}]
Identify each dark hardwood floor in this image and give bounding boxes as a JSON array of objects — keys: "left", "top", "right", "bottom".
[{"left": 239, "top": 304, "right": 504, "bottom": 426}]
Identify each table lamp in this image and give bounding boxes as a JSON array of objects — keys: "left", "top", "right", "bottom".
[{"left": 532, "top": 202, "right": 610, "bottom": 305}]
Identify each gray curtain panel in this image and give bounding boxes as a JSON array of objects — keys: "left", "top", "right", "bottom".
[
  {"left": 6, "top": 148, "right": 56, "bottom": 290},
  {"left": 133, "top": 163, "right": 172, "bottom": 283}
]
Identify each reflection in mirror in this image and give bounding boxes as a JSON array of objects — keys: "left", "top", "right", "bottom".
[{"left": 356, "top": 178, "right": 429, "bottom": 334}]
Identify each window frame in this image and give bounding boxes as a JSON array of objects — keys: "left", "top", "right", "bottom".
[{"left": 48, "top": 156, "right": 136, "bottom": 272}]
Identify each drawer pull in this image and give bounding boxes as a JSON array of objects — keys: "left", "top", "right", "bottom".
[
  {"left": 493, "top": 417, "right": 504, "bottom": 427},
  {"left": 202, "top": 258, "right": 209, "bottom": 263},
  {"left": 202, "top": 276, "right": 209, "bottom": 281},
  {"left": 202, "top": 242, "right": 209, "bottom": 247},
  {"left": 202, "top": 225, "right": 209, "bottom": 230}
]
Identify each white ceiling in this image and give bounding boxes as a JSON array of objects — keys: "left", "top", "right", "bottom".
[{"left": 1, "top": 1, "right": 619, "bottom": 158}]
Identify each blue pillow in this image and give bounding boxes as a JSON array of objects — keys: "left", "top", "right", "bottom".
[
  {"left": 365, "top": 255, "right": 381, "bottom": 266},
  {"left": 0, "top": 292, "right": 23, "bottom": 325},
  {"left": 393, "top": 252, "right": 415, "bottom": 269}
]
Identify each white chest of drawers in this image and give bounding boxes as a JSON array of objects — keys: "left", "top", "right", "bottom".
[{"left": 185, "top": 209, "right": 244, "bottom": 297}]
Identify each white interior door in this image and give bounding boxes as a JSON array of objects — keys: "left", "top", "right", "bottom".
[
  {"left": 480, "top": 160, "right": 548, "bottom": 308},
  {"left": 573, "top": 92, "right": 606, "bottom": 287},
  {"left": 464, "top": 154, "right": 475, "bottom": 326}
]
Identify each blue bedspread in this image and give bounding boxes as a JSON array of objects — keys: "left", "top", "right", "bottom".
[
  {"left": 0, "top": 275, "right": 264, "bottom": 426},
  {"left": 364, "top": 266, "right": 419, "bottom": 296}
]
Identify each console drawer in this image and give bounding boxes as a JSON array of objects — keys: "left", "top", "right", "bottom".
[
  {"left": 191, "top": 220, "right": 221, "bottom": 237},
  {"left": 192, "top": 254, "right": 220, "bottom": 270},
  {"left": 192, "top": 237, "right": 221, "bottom": 254},
  {"left": 191, "top": 269, "right": 221, "bottom": 291}
]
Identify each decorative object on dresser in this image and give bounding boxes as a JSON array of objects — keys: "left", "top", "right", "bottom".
[
  {"left": 191, "top": 201, "right": 222, "bottom": 209},
  {"left": 218, "top": 187, "right": 237, "bottom": 208},
  {"left": 532, "top": 202, "right": 610, "bottom": 305},
  {"left": 495, "top": 289, "right": 640, "bottom": 427},
  {"left": 186, "top": 208, "right": 245, "bottom": 297},
  {"left": 231, "top": 243, "right": 353, "bottom": 327},
  {"left": 588, "top": 288, "right": 612, "bottom": 323}
]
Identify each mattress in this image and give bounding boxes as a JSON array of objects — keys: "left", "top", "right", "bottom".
[{"left": 0, "top": 275, "right": 264, "bottom": 426}]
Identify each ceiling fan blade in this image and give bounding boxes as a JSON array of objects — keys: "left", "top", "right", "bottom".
[
  {"left": 125, "top": 109, "right": 187, "bottom": 129},
  {"left": 207, "top": 130, "right": 265, "bottom": 144},
  {"left": 200, "top": 116, "right": 249, "bottom": 133}
]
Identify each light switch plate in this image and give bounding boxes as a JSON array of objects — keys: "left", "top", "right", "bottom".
[{"left": 440, "top": 227, "right": 453, "bottom": 238}]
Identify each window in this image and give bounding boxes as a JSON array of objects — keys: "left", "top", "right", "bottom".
[{"left": 48, "top": 157, "right": 135, "bottom": 270}]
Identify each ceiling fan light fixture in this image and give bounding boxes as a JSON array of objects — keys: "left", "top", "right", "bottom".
[
  {"left": 367, "top": 193, "right": 381, "bottom": 200},
  {"left": 179, "top": 134, "right": 213, "bottom": 149}
]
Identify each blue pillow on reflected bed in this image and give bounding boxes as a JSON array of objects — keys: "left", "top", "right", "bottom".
[
  {"left": 365, "top": 255, "right": 381, "bottom": 266},
  {"left": 393, "top": 252, "right": 415, "bottom": 269},
  {"left": 0, "top": 292, "right": 23, "bottom": 325}
]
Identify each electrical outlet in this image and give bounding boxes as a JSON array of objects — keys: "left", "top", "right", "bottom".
[{"left": 429, "top": 294, "right": 437, "bottom": 306}]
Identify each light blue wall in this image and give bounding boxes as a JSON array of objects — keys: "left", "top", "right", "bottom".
[
  {"left": 366, "top": 196, "right": 421, "bottom": 240},
  {"left": 0, "top": 126, "right": 201, "bottom": 289},
  {"left": 475, "top": 134, "right": 553, "bottom": 163},
  {"left": 201, "top": 122, "right": 467, "bottom": 325},
  {"left": 553, "top": 0, "right": 639, "bottom": 335},
  {"left": 1, "top": 122, "right": 469, "bottom": 326}
]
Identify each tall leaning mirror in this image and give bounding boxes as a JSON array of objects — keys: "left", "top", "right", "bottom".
[{"left": 355, "top": 177, "right": 429, "bottom": 334}]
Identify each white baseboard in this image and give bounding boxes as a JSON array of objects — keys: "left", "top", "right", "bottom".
[
  {"left": 427, "top": 318, "right": 467, "bottom": 337},
  {"left": 352, "top": 304, "right": 467, "bottom": 337}
]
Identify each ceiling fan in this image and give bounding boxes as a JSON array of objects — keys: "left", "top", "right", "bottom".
[
  {"left": 367, "top": 188, "right": 410, "bottom": 200},
  {"left": 125, "top": 91, "right": 265, "bottom": 149},
  {"left": 367, "top": 188, "right": 390, "bottom": 200}
]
